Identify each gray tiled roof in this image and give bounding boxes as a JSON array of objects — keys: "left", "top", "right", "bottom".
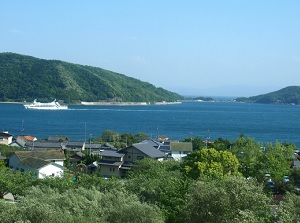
[
  {"left": 101, "top": 150, "right": 125, "bottom": 158},
  {"left": 19, "top": 157, "right": 50, "bottom": 169},
  {"left": 14, "top": 150, "right": 65, "bottom": 161},
  {"left": 66, "top": 141, "right": 84, "bottom": 147},
  {"left": 26, "top": 141, "right": 62, "bottom": 149},
  {"left": 130, "top": 142, "right": 166, "bottom": 158}
]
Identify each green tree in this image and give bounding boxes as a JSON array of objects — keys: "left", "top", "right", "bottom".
[
  {"left": 276, "top": 192, "right": 300, "bottom": 223},
  {"left": 126, "top": 158, "right": 189, "bottom": 223},
  {"left": 231, "top": 135, "right": 265, "bottom": 179},
  {"left": 183, "top": 136, "right": 205, "bottom": 150},
  {"left": 101, "top": 129, "right": 119, "bottom": 142},
  {"left": 182, "top": 148, "right": 240, "bottom": 180},
  {"left": 213, "top": 137, "right": 232, "bottom": 151},
  {"left": 0, "top": 168, "right": 38, "bottom": 199},
  {"left": 0, "top": 186, "right": 164, "bottom": 223},
  {"left": 263, "top": 142, "right": 295, "bottom": 183},
  {"left": 181, "top": 177, "right": 274, "bottom": 223}
]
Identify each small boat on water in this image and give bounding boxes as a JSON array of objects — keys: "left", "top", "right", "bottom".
[{"left": 24, "top": 99, "right": 68, "bottom": 110}]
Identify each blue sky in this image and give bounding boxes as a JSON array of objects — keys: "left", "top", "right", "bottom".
[{"left": 1, "top": 1, "right": 299, "bottom": 97}]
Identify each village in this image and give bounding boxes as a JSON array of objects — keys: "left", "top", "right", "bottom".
[{"left": 0, "top": 131, "right": 193, "bottom": 179}]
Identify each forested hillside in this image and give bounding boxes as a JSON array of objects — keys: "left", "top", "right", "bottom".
[
  {"left": 236, "top": 86, "right": 300, "bottom": 105},
  {"left": 0, "top": 53, "right": 183, "bottom": 103}
]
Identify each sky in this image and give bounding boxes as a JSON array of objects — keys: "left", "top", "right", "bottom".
[{"left": 1, "top": 1, "right": 299, "bottom": 97}]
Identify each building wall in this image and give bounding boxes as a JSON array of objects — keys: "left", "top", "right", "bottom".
[
  {"left": 123, "top": 147, "right": 146, "bottom": 162},
  {"left": 51, "top": 160, "right": 64, "bottom": 166},
  {"left": 0, "top": 136, "right": 12, "bottom": 145},
  {"left": 9, "top": 154, "right": 20, "bottom": 169},
  {"left": 38, "top": 164, "right": 64, "bottom": 179},
  {"left": 171, "top": 151, "right": 189, "bottom": 161},
  {"left": 100, "top": 165, "right": 121, "bottom": 177}
]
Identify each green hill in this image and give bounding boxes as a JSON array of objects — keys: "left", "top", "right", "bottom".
[
  {"left": 0, "top": 52, "right": 184, "bottom": 103},
  {"left": 235, "top": 86, "right": 300, "bottom": 105}
]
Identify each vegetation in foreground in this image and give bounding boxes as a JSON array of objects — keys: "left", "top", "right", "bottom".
[{"left": 1, "top": 135, "right": 300, "bottom": 222}]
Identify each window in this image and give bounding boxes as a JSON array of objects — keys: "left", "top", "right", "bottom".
[
  {"left": 20, "top": 168, "right": 24, "bottom": 172},
  {"left": 137, "top": 156, "right": 144, "bottom": 160}
]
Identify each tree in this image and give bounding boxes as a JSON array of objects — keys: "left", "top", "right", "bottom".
[
  {"left": 101, "top": 129, "right": 119, "bottom": 142},
  {"left": 180, "top": 177, "right": 274, "bottom": 223},
  {"left": 0, "top": 168, "right": 38, "bottom": 199},
  {"left": 182, "top": 148, "right": 240, "bottom": 180},
  {"left": 183, "top": 136, "right": 206, "bottom": 150},
  {"left": 276, "top": 192, "right": 300, "bottom": 223},
  {"left": 212, "top": 137, "right": 232, "bottom": 151},
  {"left": 262, "top": 142, "right": 295, "bottom": 183},
  {"left": 0, "top": 186, "right": 165, "bottom": 223},
  {"left": 231, "top": 135, "right": 265, "bottom": 179},
  {"left": 126, "top": 158, "right": 189, "bottom": 223}
]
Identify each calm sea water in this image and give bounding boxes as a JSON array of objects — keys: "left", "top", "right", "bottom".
[{"left": 1, "top": 102, "right": 300, "bottom": 147}]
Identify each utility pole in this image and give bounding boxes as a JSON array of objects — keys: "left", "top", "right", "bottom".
[{"left": 89, "top": 133, "right": 92, "bottom": 156}]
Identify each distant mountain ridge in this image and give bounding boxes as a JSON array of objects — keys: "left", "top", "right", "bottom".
[
  {"left": 235, "top": 86, "right": 300, "bottom": 105},
  {"left": 0, "top": 52, "right": 184, "bottom": 103}
]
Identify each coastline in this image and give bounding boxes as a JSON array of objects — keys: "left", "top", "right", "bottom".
[{"left": 80, "top": 101, "right": 182, "bottom": 106}]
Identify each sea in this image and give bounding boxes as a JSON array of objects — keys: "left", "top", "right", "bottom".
[{"left": 1, "top": 102, "right": 300, "bottom": 147}]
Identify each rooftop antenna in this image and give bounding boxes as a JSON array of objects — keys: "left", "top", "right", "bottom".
[{"left": 84, "top": 122, "right": 87, "bottom": 143}]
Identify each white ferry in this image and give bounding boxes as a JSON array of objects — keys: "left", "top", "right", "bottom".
[{"left": 24, "top": 99, "right": 68, "bottom": 110}]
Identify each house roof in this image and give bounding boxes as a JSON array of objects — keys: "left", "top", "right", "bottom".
[
  {"left": 18, "top": 157, "right": 64, "bottom": 170},
  {"left": 98, "top": 160, "right": 123, "bottom": 167},
  {"left": 0, "top": 132, "right": 12, "bottom": 137},
  {"left": 17, "top": 135, "right": 37, "bottom": 141},
  {"left": 47, "top": 135, "right": 68, "bottom": 142},
  {"left": 66, "top": 141, "right": 84, "bottom": 147},
  {"left": 25, "top": 141, "right": 62, "bottom": 149},
  {"left": 14, "top": 150, "right": 65, "bottom": 161},
  {"left": 170, "top": 142, "right": 193, "bottom": 152},
  {"left": 87, "top": 143, "right": 102, "bottom": 149},
  {"left": 123, "top": 141, "right": 166, "bottom": 158},
  {"left": 101, "top": 150, "right": 125, "bottom": 158},
  {"left": 19, "top": 157, "right": 50, "bottom": 169}
]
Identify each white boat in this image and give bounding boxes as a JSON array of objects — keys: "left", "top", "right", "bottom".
[{"left": 24, "top": 99, "right": 68, "bottom": 110}]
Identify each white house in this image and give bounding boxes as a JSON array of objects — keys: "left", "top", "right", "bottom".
[
  {"left": 18, "top": 157, "right": 64, "bottom": 178},
  {"left": 9, "top": 150, "right": 65, "bottom": 178},
  {"left": 0, "top": 132, "right": 13, "bottom": 145}
]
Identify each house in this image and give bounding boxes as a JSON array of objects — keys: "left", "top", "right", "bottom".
[
  {"left": 98, "top": 150, "right": 125, "bottom": 177},
  {"left": 120, "top": 141, "right": 166, "bottom": 162},
  {"left": 69, "top": 151, "right": 85, "bottom": 166},
  {"left": 98, "top": 140, "right": 167, "bottom": 178},
  {"left": 169, "top": 141, "right": 193, "bottom": 160},
  {"left": 48, "top": 135, "right": 69, "bottom": 142},
  {"left": 17, "top": 157, "right": 64, "bottom": 178},
  {"left": 65, "top": 141, "right": 85, "bottom": 151},
  {"left": 10, "top": 135, "right": 37, "bottom": 148},
  {"left": 9, "top": 150, "right": 65, "bottom": 178},
  {"left": 0, "top": 132, "right": 13, "bottom": 145}
]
